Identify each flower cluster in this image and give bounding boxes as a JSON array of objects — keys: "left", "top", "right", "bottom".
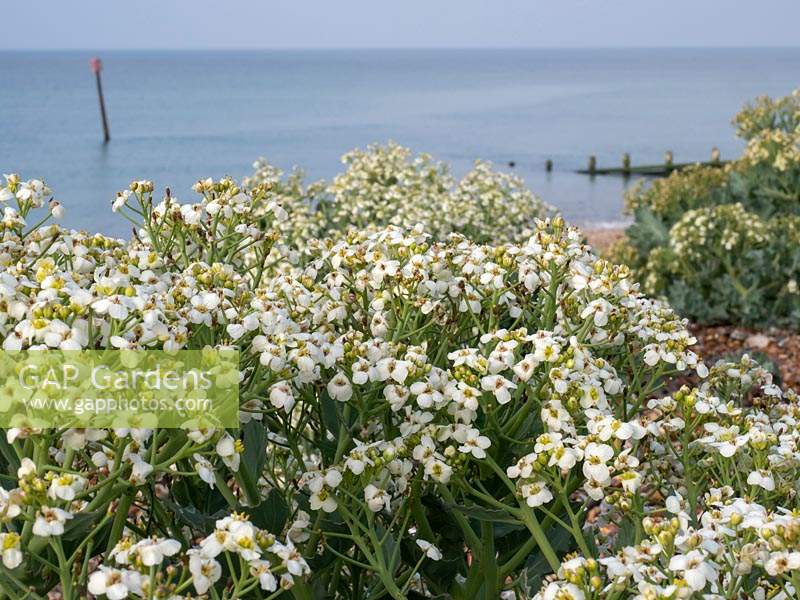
[
  {"left": 246, "top": 142, "right": 555, "bottom": 249},
  {"left": 89, "top": 514, "right": 309, "bottom": 598},
  {"left": 614, "top": 89, "right": 800, "bottom": 328},
  {"left": 242, "top": 160, "right": 327, "bottom": 266},
  {"left": 323, "top": 143, "right": 454, "bottom": 233},
  {"left": 218, "top": 214, "right": 711, "bottom": 598},
  {"left": 2, "top": 165, "right": 800, "bottom": 599},
  {"left": 534, "top": 357, "right": 800, "bottom": 599},
  {"left": 733, "top": 89, "right": 800, "bottom": 141},
  {"left": 538, "top": 492, "right": 800, "bottom": 600}
]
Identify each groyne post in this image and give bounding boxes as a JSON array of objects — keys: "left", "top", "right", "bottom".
[
  {"left": 91, "top": 58, "right": 110, "bottom": 143},
  {"left": 622, "top": 153, "right": 631, "bottom": 175}
]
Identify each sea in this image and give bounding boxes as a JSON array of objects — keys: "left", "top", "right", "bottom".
[{"left": 1, "top": 48, "right": 799, "bottom": 238}]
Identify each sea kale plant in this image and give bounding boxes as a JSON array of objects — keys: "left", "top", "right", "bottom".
[
  {"left": 615, "top": 89, "right": 800, "bottom": 328},
  {"left": 1, "top": 170, "right": 800, "bottom": 599},
  {"left": 245, "top": 142, "right": 555, "bottom": 254}
]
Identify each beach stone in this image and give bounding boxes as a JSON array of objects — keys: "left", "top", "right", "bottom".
[{"left": 745, "top": 333, "right": 771, "bottom": 349}]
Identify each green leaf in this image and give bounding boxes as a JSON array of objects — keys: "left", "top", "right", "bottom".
[
  {"left": 237, "top": 421, "right": 270, "bottom": 504},
  {"left": 447, "top": 503, "right": 519, "bottom": 524},
  {"left": 242, "top": 420, "right": 269, "bottom": 476},
  {"left": 374, "top": 524, "right": 400, "bottom": 572},
  {"left": 626, "top": 207, "right": 669, "bottom": 254},
  {"left": 63, "top": 510, "right": 105, "bottom": 543},
  {"left": 163, "top": 500, "right": 229, "bottom": 535},
  {"left": 245, "top": 488, "right": 289, "bottom": 534},
  {"left": 613, "top": 516, "right": 637, "bottom": 551},
  {"left": 0, "top": 434, "right": 20, "bottom": 477},
  {"left": 320, "top": 393, "right": 340, "bottom": 435},
  {"left": 419, "top": 495, "right": 468, "bottom": 589}
]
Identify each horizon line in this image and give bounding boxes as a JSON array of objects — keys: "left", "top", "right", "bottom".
[{"left": 2, "top": 44, "right": 800, "bottom": 52}]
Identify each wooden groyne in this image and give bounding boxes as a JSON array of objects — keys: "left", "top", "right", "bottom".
[
  {"left": 90, "top": 58, "right": 110, "bottom": 143},
  {"left": 575, "top": 148, "right": 728, "bottom": 177}
]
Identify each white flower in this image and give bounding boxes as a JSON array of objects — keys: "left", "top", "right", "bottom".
[
  {"left": 666, "top": 493, "right": 685, "bottom": 514},
  {"left": 49, "top": 200, "right": 65, "bottom": 220},
  {"left": 453, "top": 426, "right": 491, "bottom": 459},
  {"left": 370, "top": 259, "right": 400, "bottom": 286},
  {"left": 643, "top": 345, "right": 661, "bottom": 366},
  {"left": 188, "top": 292, "right": 221, "bottom": 326},
  {"left": 668, "top": 549, "right": 716, "bottom": 592},
  {"left": 129, "top": 454, "right": 154, "bottom": 485},
  {"left": 698, "top": 423, "right": 744, "bottom": 458},
  {"left": 47, "top": 473, "right": 86, "bottom": 501},
  {"left": 288, "top": 511, "right": 312, "bottom": 543},
  {"left": 309, "top": 487, "right": 337, "bottom": 513},
  {"left": 92, "top": 296, "right": 131, "bottom": 321},
  {"left": 580, "top": 298, "right": 613, "bottom": 327},
  {"left": 32, "top": 506, "right": 73, "bottom": 537},
  {"left": 88, "top": 566, "right": 142, "bottom": 600},
  {"left": 481, "top": 374, "right": 516, "bottom": 405},
  {"left": 112, "top": 190, "right": 131, "bottom": 212},
  {"left": 269, "top": 381, "right": 296, "bottom": 412},
  {"left": 416, "top": 539, "right": 442, "bottom": 560},
  {"left": 540, "top": 582, "right": 584, "bottom": 600},
  {"left": 410, "top": 381, "right": 442, "bottom": 409},
  {"left": 747, "top": 470, "right": 775, "bottom": 491},
  {"left": 272, "top": 540, "right": 310, "bottom": 577},
  {"left": 308, "top": 470, "right": 342, "bottom": 513},
  {"left": 137, "top": 537, "right": 181, "bottom": 566},
  {"left": 216, "top": 433, "right": 241, "bottom": 471},
  {"left": 582, "top": 478, "right": 605, "bottom": 501},
  {"left": 765, "top": 551, "right": 800, "bottom": 576},
  {"left": 0, "top": 186, "right": 13, "bottom": 203},
  {"left": 619, "top": 470, "right": 642, "bottom": 493},
  {"left": 507, "top": 453, "right": 536, "bottom": 479},
  {"left": 364, "top": 484, "right": 391, "bottom": 512},
  {"left": 327, "top": 371, "right": 353, "bottom": 402},
  {"left": 0, "top": 533, "right": 22, "bottom": 569},
  {"left": 193, "top": 453, "right": 216, "bottom": 487},
  {"left": 344, "top": 442, "right": 373, "bottom": 475},
  {"left": 582, "top": 442, "right": 614, "bottom": 484},
  {"left": 373, "top": 358, "right": 411, "bottom": 384},
  {"left": 424, "top": 458, "right": 453, "bottom": 484},
  {"left": 250, "top": 559, "right": 278, "bottom": 591},
  {"left": 226, "top": 323, "right": 246, "bottom": 340},
  {"left": 16, "top": 179, "right": 49, "bottom": 206},
  {"left": 188, "top": 549, "right": 222, "bottom": 594},
  {"left": 533, "top": 336, "right": 561, "bottom": 363},
  {"left": 520, "top": 479, "right": 553, "bottom": 507}
]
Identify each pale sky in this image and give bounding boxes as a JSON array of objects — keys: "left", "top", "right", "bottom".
[{"left": 4, "top": 0, "right": 799, "bottom": 50}]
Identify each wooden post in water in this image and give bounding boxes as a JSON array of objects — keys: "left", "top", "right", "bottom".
[
  {"left": 545, "top": 159, "right": 553, "bottom": 172},
  {"left": 622, "top": 153, "right": 631, "bottom": 175},
  {"left": 664, "top": 150, "right": 673, "bottom": 168},
  {"left": 587, "top": 155, "right": 596, "bottom": 175},
  {"left": 90, "top": 58, "right": 110, "bottom": 143}
]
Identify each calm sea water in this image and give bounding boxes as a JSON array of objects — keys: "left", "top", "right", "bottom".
[{"left": 1, "top": 48, "right": 799, "bottom": 237}]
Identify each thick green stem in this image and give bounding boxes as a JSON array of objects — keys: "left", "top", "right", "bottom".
[
  {"left": 480, "top": 521, "right": 499, "bottom": 599},
  {"left": 105, "top": 490, "right": 135, "bottom": 554},
  {"left": 520, "top": 509, "right": 560, "bottom": 573}
]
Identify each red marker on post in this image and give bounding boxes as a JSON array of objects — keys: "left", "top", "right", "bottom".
[{"left": 90, "top": 58, "right": 110, "bottom": 143}]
